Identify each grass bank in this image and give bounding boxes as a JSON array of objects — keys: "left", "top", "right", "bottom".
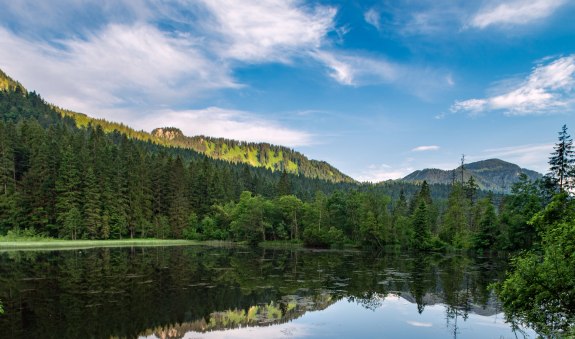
[{"left": 0, "top": 238, "right": 203, "bottom": 251}]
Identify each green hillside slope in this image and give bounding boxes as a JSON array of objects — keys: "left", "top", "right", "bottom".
[
  {"left": 151, "top": 127, "right": 353, "bottom": 183},
  {"left": 0, "top": 68, "right": 352, "bottom": 183}
]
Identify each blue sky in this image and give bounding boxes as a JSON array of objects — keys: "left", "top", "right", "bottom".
[{"left": 0, "top": 0, "right": 574, "bottom": 181}]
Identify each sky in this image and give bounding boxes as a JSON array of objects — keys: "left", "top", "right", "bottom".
[{"left": 0, "top": 0, "right": 574, "bottom": 181}]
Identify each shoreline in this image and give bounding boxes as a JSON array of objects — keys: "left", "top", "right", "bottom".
[{"left": 0, "top": 239, "right": 216, "bottom": 251}]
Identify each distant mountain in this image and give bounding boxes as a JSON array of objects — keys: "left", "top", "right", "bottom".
[
  {"left": 151, "top": 127, "right": 354, "bottom": 183},
  {"left": 402, "top": 158, "right": 542, "bottom": 192}
]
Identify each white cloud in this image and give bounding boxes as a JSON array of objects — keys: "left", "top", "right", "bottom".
[
  {"left": 412, "top": 145, "right": 440, "bottom": 152},
  {"left": 364, "top": 8, "right": 381, "bottom": 30},
  {"left": 450, "top": 99, "right": 488, "bottom": 116},
  {"left": 450, "top": 55, "right": 575, "bottom": 115},
  {"left": 382, "top": 2, "right": 466, "bottom": 37},
  {"left": 470, "top": 0, "right": 566, "bottom": 29},
  {"left": 312, "top": 51, "right": 357, "bottom": 85},
  {"left": 353, "top": 164, "right": 414, "bottom": 183},
  {"left": 134, "top": 107, "right": 314, "bottom": 147},
  {"left": 314, "top": 51, "right": 454, "bottom": 100},
  {"left": 406, "top": 320, "right": 433, "bottom": 327},
  {"left": 197, "top": 0, "right": 336, "bottom": 63},
  {"left": 0, "top": 25, "right": 238, "bottom": 114}
]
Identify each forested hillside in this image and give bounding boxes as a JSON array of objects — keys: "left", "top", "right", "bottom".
[
  {"left": 151, "top": 127, "right": 354, "bottom": 183},
  {"left": 0, "top": 68, "right": 351, "bottom": 185}
]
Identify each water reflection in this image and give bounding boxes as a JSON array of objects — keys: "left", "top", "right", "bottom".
[{"left": 0, "top": 247, "right": 533, "bottom": 338}]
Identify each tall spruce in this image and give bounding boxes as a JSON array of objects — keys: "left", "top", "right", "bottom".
[
  {"left": 547, "top": 124, "right": 574, "bottom": 192},
  {"left": 55, "top": 144, "right": 82, "bottom": 239},
  {"left": 412, "top": 200, "right": 431, "bottom": 250}
]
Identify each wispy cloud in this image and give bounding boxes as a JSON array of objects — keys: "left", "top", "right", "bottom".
[
  {"left": 450, "top": 55, "right": 575, "bottom": 115},
  {"left": 312, "top": 51, "right": 358, "bottom": 85},
  {"left": 364, "top": 8, "right": 381, "bottom": 30},
  {"left": 412, "top": 145, "right": 440, "bottom": 152},
  {"left": 135, "top": 107, "right": 314, "bottom": 147},
  {"left": 312, "top": 51, "right": 452, "bottom": 99},
  {"left": 380, "top": 1, "right": 466, "bottom": 37},
  {"left": 197, "top": 0, "right": 336, "bottom": 63},
  {"left": 0, "top": 25, "right": 238, "bottom": 113},
  {"left": 406, "top": 320, "right": 433, "bottom": 327},
  {"left": 0, "top": 0, "right": 339, "bottom": 147},
  {"left": 470, "top": 0, "right": 567, "bottom": 29}
]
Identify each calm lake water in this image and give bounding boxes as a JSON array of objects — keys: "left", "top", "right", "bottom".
[{"left": 0, "top": 246, "right": 535, "bottom": 338}]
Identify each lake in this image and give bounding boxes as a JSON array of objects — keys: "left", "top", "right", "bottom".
[{"left": 0, "top": 246, "right": 535, "bottom": 338}]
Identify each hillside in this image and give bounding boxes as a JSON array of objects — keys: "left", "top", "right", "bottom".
[
  {"left": 0, "top": 69, "right": 25, "bottom": 93},
  {"left": 402, "top": 158, "right": 542, "bottom": 192},
  {"left": 0, "top": 69, "right": 352, "bottom": 183},
  {"left": 151, "top": 127, "right": 353, "bottom": 183}
]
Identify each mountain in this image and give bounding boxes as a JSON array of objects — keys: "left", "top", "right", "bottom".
[
  {"left": 0, "top": 69, "right": 352, "bottom": 183},
  {"left": 151, "top": 127, "right": 353, "bottom": 183},
  {"left": 402, "top": 158, "right": 542, "bottom": 192}
]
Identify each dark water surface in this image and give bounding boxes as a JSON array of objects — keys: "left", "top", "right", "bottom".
[{"left": 0, "top": 246, "right": 534, "bottom": 338}]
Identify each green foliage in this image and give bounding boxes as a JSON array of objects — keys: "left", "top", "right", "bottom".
[
  {"left": 499, "top": 174, "right": 548, "bottom": 250},
  {"left": 0, "top": 228, "right": 50, "bottom": 241},
  {"left": 439, "top": 183, "right": 470, "bottom": 248},
  {"left": 183, "top": 212, "right": 200, "bottom": 240},
  {"left": 302, "top": 225, "right": 346, "bottom": 248},
  {"left": 497, "top": 194, "right": 575, "bottom": 336},
  {"left": 472, "top": 196, "right": 498, "bottom": 251}
]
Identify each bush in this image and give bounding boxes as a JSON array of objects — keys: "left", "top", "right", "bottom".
[{"left": 303, "top": 226, "right": 346, "bottom": 248}]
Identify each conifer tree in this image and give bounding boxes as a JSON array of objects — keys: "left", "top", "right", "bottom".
[
  {"left": 83, "top": 166, "right": 101, "bottom": 239},
  {"left": 547, "top": 124, "right": 574, "bottom": 192},
  {"left": 277, "top": 169, "right": 292, "bottom": 196},
  {"left": 412, "top": 200, "right": 430, "bottom": 250},
  {"left": 440, "top": 183, "right": 471, "bottom": 248},
  {"left": 473, "top": 196, "right": 498, "bottom": 250},
  {"left": 55, "top": 144, "right": 82, "bottom": 239},
  {"left": 0, "top": 121, "right": 15, "bottom": 196}
]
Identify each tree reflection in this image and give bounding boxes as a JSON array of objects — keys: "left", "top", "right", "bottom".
[{"left": 0, "top": 247, "right": 509, "bottom": 338}]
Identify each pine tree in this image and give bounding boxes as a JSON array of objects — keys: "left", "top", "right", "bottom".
[
  {"left": 412, "top": 201, "right": 431, "bottom": 250},
  {"left": 55, "top": 144, "right": 82, "bottom": 238},
  {"left": 83, "top": 166, "right": 102, "bottom": 239},
  {"left": 168, "top": 156, "right": 189, "bottom": 237},
  {"left": 0, "top": 121, "right": 15, "bottom": 196},
  {"left": 547, "top": 124, "right": 574, "bottom": 192},
  {"left": 418, "top": 180, "right": 432, "bottom": 205},
  {"left": 473, "top": 196, "right": 498, "bottom": 250},
  {"left": 277, "top": 169, "right": 292, "bottom": 196},
  {"left": 464, "top": 176, "right": 479, "bottom": 204}
]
